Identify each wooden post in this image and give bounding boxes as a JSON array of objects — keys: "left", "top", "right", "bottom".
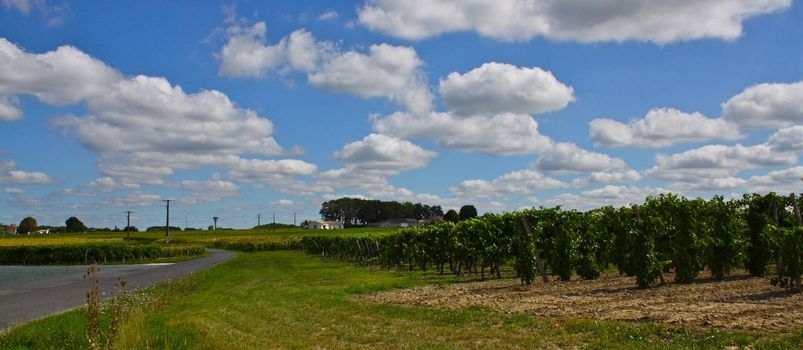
[{"left": 520, "top": 215, "right": 548, "bottom": 283}]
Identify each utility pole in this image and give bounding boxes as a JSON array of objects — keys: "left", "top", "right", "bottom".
[
  {"left": 293, "top": 212, "right": 296, "bottom": 226},
  {"left": 273, "top": 213, "right": 276, "bottom": 231},
  {"left": 257, "top": 214, "right": 261, "bottom": 232},
  {"left": 213, "top": 216, "right": 219, "bottom": 231},
  {"left": 162, "top": 199, "right": 173, "bottom": 244},
  {"left": 124, "top": 211, "right": 134, "bottom": 238}
]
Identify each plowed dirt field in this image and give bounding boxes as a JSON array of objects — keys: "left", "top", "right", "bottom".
[{"left": 362, "top": 271, "right": 803, "bottom": 332}]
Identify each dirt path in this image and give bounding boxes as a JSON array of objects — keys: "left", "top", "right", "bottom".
[{"left": 362, "top": 271, "right": 803, "bottom": 333}]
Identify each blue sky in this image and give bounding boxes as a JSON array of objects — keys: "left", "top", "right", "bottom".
[{"left": 0, "top": 0, "right": 801, "bottom": 229}]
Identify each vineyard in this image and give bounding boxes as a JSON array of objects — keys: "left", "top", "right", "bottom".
[{"left": 302, "top": 192, "right": 803, "bottom": 291}]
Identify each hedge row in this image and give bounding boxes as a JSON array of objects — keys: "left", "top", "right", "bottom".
[{"left": 0, "top": 242, "right": 206, "bottom": 265}]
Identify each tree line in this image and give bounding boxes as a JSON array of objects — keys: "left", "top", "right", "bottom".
[{"left": 319, "top": 197, "right": 444, "bottom": 226}]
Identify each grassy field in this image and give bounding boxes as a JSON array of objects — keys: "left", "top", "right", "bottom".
[
  {"left": 0, "top": 227, "right": 398, "bottom": 245},
  {"left": 2, "top": 251, "right": 801, "bottom": 349}
]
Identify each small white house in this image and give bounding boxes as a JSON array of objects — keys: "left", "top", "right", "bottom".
[{"left": 307, "top": 220, "right": 344, "bottom": 230}]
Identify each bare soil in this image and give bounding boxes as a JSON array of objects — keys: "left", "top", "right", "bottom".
[{"left": 362, "top": 271, "right": 803, "bottom": 333}]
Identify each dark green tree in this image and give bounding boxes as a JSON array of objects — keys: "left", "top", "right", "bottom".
[
  {"left": 458, "top": 205, "right": 478, "bottom": 221},
  {"left": 443, "top": 209, "right": 459, "bottom": 223},
  {"left": 18, "top": 217, "right": 37, "bottom": 234},
  {"left": 65, "top": 216, "right": 87, "bottom": 233}
]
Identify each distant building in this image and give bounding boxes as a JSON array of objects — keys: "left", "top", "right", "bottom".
[
  {"left": 417, "top": 216, "right": 444, "bottom": 226},
  {"left": 368, "top": 218, "right": 419, "bottom": 228},
  {"left": 34, "top": 228, "right": 50, "bottom": 234},
  {"left": 307, "top": 220, "right": 344, "bottom": 230}
]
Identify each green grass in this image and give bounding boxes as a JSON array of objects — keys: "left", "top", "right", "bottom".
[
  {"left": 0, "top": 227, "right": 399, "bottom": 244},
  {"left": 3, "top": 251, "right": 801, "bottom": 349}
]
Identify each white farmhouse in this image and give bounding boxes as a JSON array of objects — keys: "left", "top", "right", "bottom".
[{"left": 307, "top": 220, "right": 344, "bottom": 230}]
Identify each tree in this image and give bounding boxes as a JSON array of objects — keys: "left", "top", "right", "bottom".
[
  {"left": 18, "top": 217, "right": 37, "bottom": 234},
  {"left": 65, "top": 216, "right": 87, "bottom": 233},
  {"left": 443, "top": 210, "right": 459, "bottom": 223},
  {"left": 459, "top": 205, "right": 478, "bottom": 221}
]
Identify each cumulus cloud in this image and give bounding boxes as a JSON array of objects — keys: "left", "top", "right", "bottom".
[
  {"left": 373, "top": 110, "right": 632, "bottom": 173},
  {"left": 333, "top": 133, "right": 436, "bottom": 173},
  {"left": 179, "top": 179, "right": 240, "bottom": 204},
  {"left": 373, "top": 111, "right": 553, "bottom": 156},
  {"left": 314, "top": 134, "right": 437, "bottom": 199},
  {"left": 590, "top": 108, "right": 743, "bottom": 148},
  {"left": 56, "top": 75, "right": 282, "bottom": 156},
  {"left": 217, "top": 22, "right": 433, "bottom": 113},
  {"left": 440, "top": 62, "right": 574, "bottom": 116},
  {"left": 451, "top": 169, "right": 568, "bottom": 198},
  {"left": 104, "top": 191, "right": 161, "bottom": 207},
  {"left": 0, "top": 38, "right": 121, "bottom": 121},
  {"left": 767, "top": 125, "right": 803, "bottom": 153},
  {"left": 645, "top": 128, "right": 801, "bottom": 190},
  {"left": 3, "top": 187, "right": 23, "bottom": 194},
  {"left": 533, "top": 142, "right": 629, "bottom": 173},
  {"left": 0, "top": 160, "right": 58, "bottom": 184},
  {"left": 218, "top": 24, "right": 328, "bottom": 77},
  {"left": 317, "top": 11, "right": 338, "bottom": 21},
  {"left": 1, "top": 38, "right": 316, "bottom": 194},
  {"left": 309, "top": 43, "right": 432, "bottom": 114},
  {"left": 722, "top": 82, "right": 803, "bottom": 129},
  {"left": 271, "top": 199, "right": 295, "bottom": 206},
  {"left": 543, "top": 185, "right": 671, "bottom": 211},
  {"left": 358, "top": 0, "right": 791, "bottom": 44},
  {"left": 228, "top": 158, "right": 317, "bottom": 181},
  {"left": 87, "top": 177, "right": 139, "bottom": 192}
]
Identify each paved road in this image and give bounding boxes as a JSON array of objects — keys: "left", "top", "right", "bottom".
[{"left": 0, "top": 249, "right": 235, "bottom": 331}]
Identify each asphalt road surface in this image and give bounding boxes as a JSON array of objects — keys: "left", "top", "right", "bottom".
[{"left": 0, "top": 249, "right": 234, "bottom": 331}]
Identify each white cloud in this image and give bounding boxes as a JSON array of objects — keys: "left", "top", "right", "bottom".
[
  {"left": 440, "top": 62, "right": 574, "bottom": 116},
  {"left": 589, "top": 170, "right": 642, "bottom": 183},
  {"left": 271, "top": 199, "right": 295, "bottom": 206},
  {"left": 333, "top": 133, "right": 436, "bottom": 173},
  {"left": 767, "top": 125, "right": 803, "bottom": 153},
  {"left": 308, "top": 43, "right": 432, "bottom": 114},
  {"left": 358, "top": 0, "right": 791, "bottom": 44},
  {"left": 451, "top": 169, "right": 567, "bottom": 198},
  {"left": 87, "top": 177, "right": 139, "bottom": 192},
  {"left": 373, "top": 111, "right": 553, "bottom": 156},
  {"left": 57, "top": 75, "right": 282, "bottom": 156},
  {"left": 104, "top": 191, "right": 161, "bottom": 207},
  {"left": 179, "top": 179, "right": 240, "bottom": 204},
  {"left": 590, "top": 108, "right": 743, "bottom": 148},
  {"left": 317, "top": 11, "right": 338, "bottom": 21},
  {"left": 2, "top": 0, "right": 67, "bottom": 26},
  {"left": 722, "top": 82, "right": 803, "bottom": 129},
  {"left": 228, "top": 158, "right": 317, "bottom": 181},
  {"left": 544, "top": 185, "right": 671, "bottom": 211},
  {"left": 217, "top": 21, "right": 433, "bottom": 113},
  {"left": 373, "top": 110, "right": 632, "bottom": 173},
  {"left": 648, "top": 143, "right": 796, "bottom": 179},
  {"left": 533, "top": 142, "right": 629, "bottom": 173},
  {"left": 0, "top": 38, "right": 121, "bottom": 121},
  {"left": 744, "top": 166, "right": 803, "bottom": 194},
  {"left": 3, "top": 187, "right": 23, "bottom": 194},
  {"left": 0, "top": 160, "right": 58, "bottom": 184}
]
